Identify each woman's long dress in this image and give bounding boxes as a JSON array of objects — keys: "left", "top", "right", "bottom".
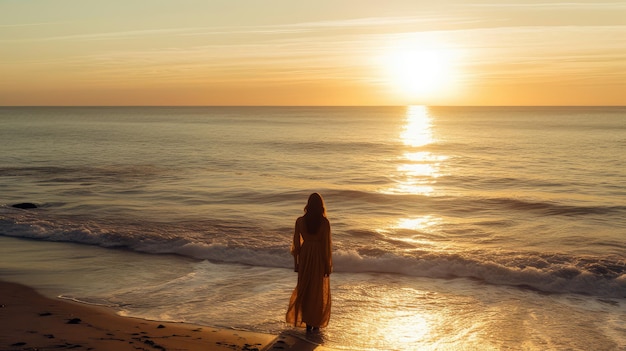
[{"left": 286, "top": 216, "right": 332, "bottom": 328}]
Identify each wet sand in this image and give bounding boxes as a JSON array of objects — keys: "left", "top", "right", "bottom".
[{"left": 0, "top": 280, "right": 332, "bottom": 351}]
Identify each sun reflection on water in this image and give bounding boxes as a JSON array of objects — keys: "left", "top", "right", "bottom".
[
  {"left": 334, "top": 284, "right": 438, "bottom": 350},
  {"left": 401, "top": 105, "right": 433, "bottom": 148},
  {"left": 379, "top": 215, "right": 443, "bottom": 248},
  {"left": 382, "top": 310, "right": 431, "bottom": 345},
  {"left": 396, "top": 215, "right": 440, "bottom": 232},
  {"left": 385, "top": 105, "right": 446, "bottom": 196}
]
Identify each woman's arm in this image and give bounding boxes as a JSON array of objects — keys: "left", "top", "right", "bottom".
[
  {"left": 324, "top": 220, "right": 332, "bottom": 276},
  {"left": 291, "top": 219, "right": 301, "bottom": 272}
]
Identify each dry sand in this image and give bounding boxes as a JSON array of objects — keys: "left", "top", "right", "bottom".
[{"left": 0, "top": 280, "right": 333, "bottom": 351}]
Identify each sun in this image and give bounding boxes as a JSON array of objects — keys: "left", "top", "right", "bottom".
[{"left": 382, "top": 46, "right": 456, "bottom": 101}]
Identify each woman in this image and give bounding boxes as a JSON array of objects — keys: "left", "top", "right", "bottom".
[{"left": 286, "top": 193, "right": 332, "bottom": 331}]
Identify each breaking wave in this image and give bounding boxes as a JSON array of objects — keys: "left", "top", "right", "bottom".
[{"left": 1, "top": 207, "right": 624, "bottom": 299}]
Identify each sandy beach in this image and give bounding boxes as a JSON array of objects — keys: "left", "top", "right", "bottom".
[{"left": 0, "top": 280, "right": 332, "bottom": 351}]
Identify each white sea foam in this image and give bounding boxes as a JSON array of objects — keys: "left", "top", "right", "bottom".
[{"left": 2, "top": 211, "right": 624, "bottom": 298}]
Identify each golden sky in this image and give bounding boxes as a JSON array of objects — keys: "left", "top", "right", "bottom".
[{"left": 1, "top": 0, "right": 625, "bottom": 106}]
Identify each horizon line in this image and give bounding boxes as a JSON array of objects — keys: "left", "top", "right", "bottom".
[{"left": 1, "top": 105, "right": 625, "bottom": 108}]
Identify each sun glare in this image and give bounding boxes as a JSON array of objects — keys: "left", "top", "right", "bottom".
[
  {"left": 382, "top": 43, "right": 457, "bottom": 101},
  {"left": 401, "top": 105, "right": 433, "bottom": 147},
  {"left": 382, "top": 105, "right": 448, "bottom": 196}
]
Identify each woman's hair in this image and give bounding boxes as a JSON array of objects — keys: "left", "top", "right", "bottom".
[{"left": 304, "top": 192, "right": 326, "bottom": 234}]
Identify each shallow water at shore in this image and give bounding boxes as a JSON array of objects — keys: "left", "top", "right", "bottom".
[{"left": 2, "top": 236, "right": 624, "bottom": 350}]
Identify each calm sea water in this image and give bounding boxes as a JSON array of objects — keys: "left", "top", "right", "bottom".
[{"left": 1, "top": 106, "right": 625, "bottom": 350}]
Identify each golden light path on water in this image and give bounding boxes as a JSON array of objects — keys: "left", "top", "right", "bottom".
[
  {"left": 401, "top": 105, "right": 434, "bottom": 148},
  {"left": 381, "top": 105, "right": 448, "bottom": 238},
  {"left": 388, "top": 105, "right": 448, "bottom": 196},
  {"left": 350, "top": 105, "right": 453, "bottom": 349}
]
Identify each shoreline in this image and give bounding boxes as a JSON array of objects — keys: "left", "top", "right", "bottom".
[{"left": 0, "top": 280, "right": 333, "bottom": 351}]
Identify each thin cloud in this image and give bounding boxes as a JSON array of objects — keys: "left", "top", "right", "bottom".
[
  {"left": 0, "top": 27, "right": 197, "bottom": 43},
  {"left": 469, "top": 2, "right": 626, "bottom": 9},
  {"left": 0, "top": 21, "right": 67, "bottom": 28},
  {"left": 0, "top": 14, "right": 480, "bottom": 43}
]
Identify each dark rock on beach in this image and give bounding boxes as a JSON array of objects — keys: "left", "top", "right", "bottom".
[
  {"left": 66, "top": 318, "right": 82, "bottom": 324},
  {"left": 11, "top": 202, "right": 38, "bottom": 209}
]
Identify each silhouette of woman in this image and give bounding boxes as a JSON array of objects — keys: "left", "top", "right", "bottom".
[{"left": 286, "top": 193, "right": 332, "bottom": 331}]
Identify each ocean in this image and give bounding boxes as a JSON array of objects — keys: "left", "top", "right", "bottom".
[{"left": 1, "top": 106, "right": 625, "bottom": 350}]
